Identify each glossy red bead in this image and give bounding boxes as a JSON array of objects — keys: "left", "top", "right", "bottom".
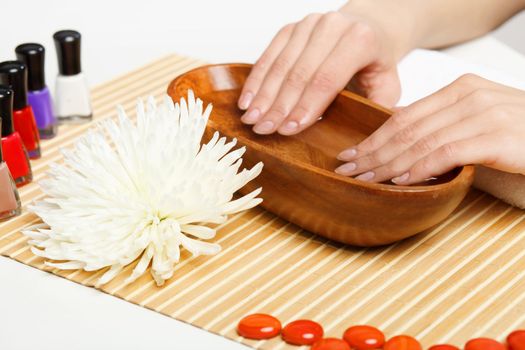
[
  {"left": 428, "top": 345, "right": 460, "bottom": 350},
  {"left": 384, "top": 335, "right": 422, "bottom": 350},
  {"left": 507, "top": 330, "right": 525, "bottom": 350},
  {"left": 311, "top": 338, "right": 351, "bottom": 350},
  {"left": 237, "top": 313, "right": 281, "bottom": 340},
  {"left": 343, "top": 325, "right": 385, "bottom": 349},
  {"left": 465, "top": 338, "right": 505, "bottom": 350},
  {"left": 282, "top": 319, "right": 324, "bottom": 345}
]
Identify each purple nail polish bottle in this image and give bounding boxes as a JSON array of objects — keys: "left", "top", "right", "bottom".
[{"left": 15, "top": 43, "right": 57, "bottom": 139}]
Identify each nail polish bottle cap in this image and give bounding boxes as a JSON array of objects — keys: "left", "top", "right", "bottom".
[
  {"left": 53, "top": 30, "right": 82, "bottom": 76},
  {"left": 0, "top": 61, "right": 28, "bottom": 111},
  {"left": 0, "top": 85, "right": 15, "bottom": 138},
  {"left": 15, "top": 43, "right": 46, "bottom": 91}
]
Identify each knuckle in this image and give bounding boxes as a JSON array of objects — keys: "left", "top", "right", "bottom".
[
  {"left": 394, "top": 125, "right": 417, "bottom": 146},
  {"left": 255, "top": 53, "right": 272, "bottom": 71},
  {"left": 285, "top": 67, "right": 309, "bottom": 89},
  {"left": 368, "top": 150, "right": 386, "bottom": 165},
  {"left": 322, "top": 11, "right": 346, "bottom": 24},
  {"left": 413, "top": 135, "right": 437, "bottom": 155},
  {"left": 271, "top": 56, "right": 292, "bottom": 76},
  {"left": 456, "top": 73, "right": 480, "bottom": 87},
  {"left": 469, "top": 88, "right": 493, "bottom": 105},
  {"left": 304, "top": 12, "right": 323, "bottom": 22},
  {"left": 310, "top": 70, "right": 337, "bottom": 92},
  {"left": 388, "top": 160, "right": 406, "bottom": 174},
  {"left": 389, "top": 111, "right": 410, "bottom": 130},
  {"left": 279, "top": 23, "right": 295, "bottom": 35},
  {"left": 348, "top": 21, "right": 375, "bottom": 46},
  {"left": 267, "top": 104, "right": 289, "bottom": 120},
  {"left": 441, "top": 143, "right": 457, "bottom": 160}
]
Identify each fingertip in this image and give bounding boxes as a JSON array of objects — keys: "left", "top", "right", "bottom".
[
  {"left": 241, "top": 108, "right": 261, "bottom": 124},
  {"left": 238, "top": 92, "right": 254, "bottom": 110},
  {"left": 391, "top": 172, "right": 410, "bottom": 185},
  {"left": 253, "top": 120, "right": 275, "bottom": 135},
  {"left": 337, "top": 147, "right": 357, "bottom": 161},
  {"left": 277, "top": 120, "right": 300, "bottom": 135}
]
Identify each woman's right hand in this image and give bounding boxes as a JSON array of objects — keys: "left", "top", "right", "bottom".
[{"left": 237, "top": 4, "right": 407, "bottom": 136}]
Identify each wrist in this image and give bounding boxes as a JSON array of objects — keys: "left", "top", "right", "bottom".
[{"left": 339, "top": 0, "right": 422, "bottom": 61}]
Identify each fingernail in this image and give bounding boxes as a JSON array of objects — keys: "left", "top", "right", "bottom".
[
  {"left": 335, "top": 162, "right": 357, "bottom": 175},
  {"left": 355, "top": 171, "right": 375, "bottom": 182},
  {"left": 279, "top": 121, "right": 299, "bottom": 134},
  {"left": 392, "top": 172, "right": 410, "bottom": 184},
  {"left": 253, "top": 120, "right": 274, "bottom": 134},
  {"left": 238, "top": 92, "right": 253, "bottom": 110},
  {"left": 337, "top": 148, "right": 357, "bottom": 161},
  {"left": 241, "top": 108, "right": 260, "bottom": 124}
]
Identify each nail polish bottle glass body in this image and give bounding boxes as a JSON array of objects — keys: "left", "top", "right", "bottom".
[
  {"left": 1, "top": 132, "right": 32, "bottom": 186},
  {"left": 55, "top": 72, "right": 92, "bottom": 123},
  {"left": 28, "top": 86, "right": 57, "bottom": 138},
  {"left": 13, "top": 105, "right": 41, "bottom": 159},
  {"left": 0, "top": 162, "right": 21, "bottom": 220}
]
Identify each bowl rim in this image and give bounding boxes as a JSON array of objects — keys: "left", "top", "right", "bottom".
[{"left": 167, "top": 63, "right": 475, "bottom": 195}]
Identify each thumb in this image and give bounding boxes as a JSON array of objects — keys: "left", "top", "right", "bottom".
[{"left": 348, "top": 66, "right": 401, "bottom": 108}]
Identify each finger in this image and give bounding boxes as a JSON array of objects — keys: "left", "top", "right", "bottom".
[
  {"left": 238, "top": 24, "right": 294, "bottom": 110},
  {"left": 335, "top": 89, "right": 497, "bottom": 176},
  {"left": 278, "top": 23, "right": 378, "bottom": 135},
  {"left": 369, "top": 112, "right": 495, "bottom": 183},
  {"left": 241, "top": 14, "right": 322, "bottom": 125},
  {"left": 253, "top": 12, "right": 350, "bottom": 135},
  {"left": 337, "top": 73, "right": 486, "bottom": 162},
  {"left": 391, "top": 134, "right": 499, "bottom": 185}
]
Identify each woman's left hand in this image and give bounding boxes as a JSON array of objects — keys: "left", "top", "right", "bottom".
[{"left": 335, "top": 73, "right": 525, "bottom": 184}]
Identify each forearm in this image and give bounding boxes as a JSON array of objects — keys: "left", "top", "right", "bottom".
[{"left": 341, "top": 0, "right": 525, "bottom": 58}]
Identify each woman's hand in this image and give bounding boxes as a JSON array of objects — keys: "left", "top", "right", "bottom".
[
  {"left": 335, "top": 74, "right": 525, "bottom": 184},
  {"left": 238, "top": 7, "right": 405, "bottom": 136}
]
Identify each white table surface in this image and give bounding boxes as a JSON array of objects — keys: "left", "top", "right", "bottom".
[{"left": 1, "top": 1, "right": 525, "bottom": 349}]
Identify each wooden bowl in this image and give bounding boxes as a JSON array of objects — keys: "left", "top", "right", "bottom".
[{"left": 167, "top": 63, "right": 474, "bottom": 246}]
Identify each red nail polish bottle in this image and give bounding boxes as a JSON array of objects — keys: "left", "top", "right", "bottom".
[
  {"left": 0, "top": 86, "right": 32, "bottom": 186},
  {"left": 0, "top": 61, "right": 41, "bottom": 159}
]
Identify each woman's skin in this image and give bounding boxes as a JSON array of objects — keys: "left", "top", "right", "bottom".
[{"left": 238, "top": 0, "right": 525, "bottom": 184}]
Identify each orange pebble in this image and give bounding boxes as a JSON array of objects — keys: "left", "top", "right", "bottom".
[
  {"left": 343, "top": 325, "right": 385, "bottom": 349},
  {"left": 465, "top": 338, "right": 505, "bottom": 350},
  {"left": 237, "top": 313, "right": 281, "bottom": 340},
  {"left": 311, "top": 338, "right": 351, "bottom": 350},
  {"left": 282, "top": 320, "right": 324, "bottom": 345},
  {"left": 507, "top": 330, "right": 525, "bottom": 350},
  {"left": 428, "top": 345, "right": 460, "bottom": 350},
  {"left": 384, "top": 335, "right": 422, "bottom": 350}
]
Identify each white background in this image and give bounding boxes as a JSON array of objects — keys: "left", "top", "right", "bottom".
[{"left": 1, "top": 1, "right": 525, "bottom": 350}]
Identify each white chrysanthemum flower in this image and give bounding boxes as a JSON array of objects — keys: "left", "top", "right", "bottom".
[{"left": 23, "top": 91, "right": 263, "bottom": 286}]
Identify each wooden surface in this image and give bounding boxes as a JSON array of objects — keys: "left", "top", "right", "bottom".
[
  {"left": 168, "top": 64, "right": 474, "bottom": 246},
  {"left": 1, "top": 54, "right": 524, "bottom": 349}
]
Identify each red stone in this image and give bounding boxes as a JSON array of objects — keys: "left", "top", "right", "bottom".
[
  {"left": 465, "top": 338, "right": 505, "bottom": 350},
  {"left": 282, "top": 319, "right": 324, "bottom": 345},
  {"left": 507, "top": 330, "right": 525, "bottom": 350},
  {"left": 311, "top": 338, "right": 351, "bottom": 350},
  {"left": 428, "top": 345, "right": 460, "bottom": 350},
  {"left": 342, "top": 325, "right": 385, "bottom": 349},
  {"left": 237, "top": 313, "right": 281, "bottom": 340},
  {"left": 384, "top": 335, "right": 423, "bottom": 350}
]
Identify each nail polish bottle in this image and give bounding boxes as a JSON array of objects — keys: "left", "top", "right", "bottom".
[
  {"left": 53, "top": 30, "right": 92, "bottom": 123},
  {"left": 0, "top": 61, "right": 41, "bottom": 159},
  {"left": 0, "top": 124, "right": 21, "bottom": 220},
  {"left": 15, "top": 43, "right": 58, "bottom": 139},
  {"left": 0, "top": 86, "right": 32, "bottom": 187}
]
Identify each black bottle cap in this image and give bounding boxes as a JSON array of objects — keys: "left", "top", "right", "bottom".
[
  {"left": 0, "top": 85, "right": 15, "bottom": 138},
  {"left": 15, "top": 43, "right": 46, "bottom": 91},
  {"left": 0, "top": 61, "right": 28, "bottom": 110},
  {"left": 53, "top": 30, "right": 82, "bottom": 76}
]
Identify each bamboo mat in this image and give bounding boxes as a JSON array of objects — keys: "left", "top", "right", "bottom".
[{"left": 1, "top": 54, "right": 525, "bottom": 349}]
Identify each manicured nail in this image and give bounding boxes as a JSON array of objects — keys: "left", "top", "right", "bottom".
[
  {"left": 335, "top": 162, "right": 357, "bottom": 175},
  {"left": 392, "top": 172, "right": 410, "bottom": 184},
  {"left": 279, "top": 121, "right": 299, "bottom": 134},
  {"left": 355, "top": 171, "right": 375, "bottom": 182},
  {"left": 238, "top": 92, "right": 253, "bottom": 110},
  {"left": 337, "top": 148, "right": 357, "bottom": 161},
  {"left": 253, "top": 120, "right": 274, "bottom": 134},
  {"left": 241, "top": 108, "right": 260, "bottom": 124}
]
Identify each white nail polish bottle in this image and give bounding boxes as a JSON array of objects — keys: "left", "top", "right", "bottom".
[{"left": 53, "top": 30, "right": 92, "bottom": 123}]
